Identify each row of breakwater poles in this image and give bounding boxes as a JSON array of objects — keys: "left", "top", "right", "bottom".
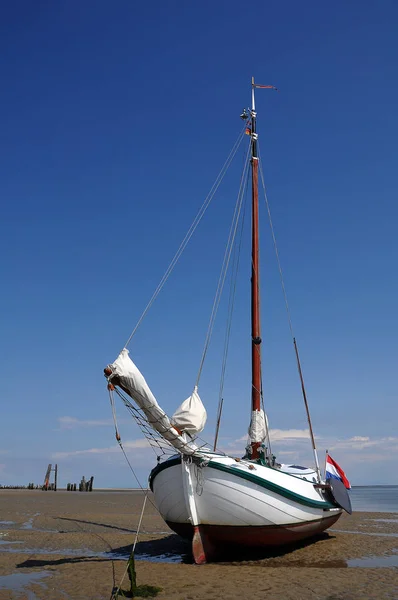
[
  {"left": 39, "top": 464, "right": 94, "bottom": 491},
  {"left": 67, "top": 475, "right": 94, "bottom": 492}
]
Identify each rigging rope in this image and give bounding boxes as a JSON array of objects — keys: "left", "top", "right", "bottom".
[
  {"left": 109, "top": 487, "right": 150, "bottom": 600},
  {"left": 213, "top": 163, "right": 250, "bottom": 450},
  {"left": 258, "top": 143, "right": 321, "bottom": 480},
  {"left": 195, "top": 141, "right": 251, "bottom": 386},
  {"left": 249, "top": 182, "right": 272, "bottom": 458},
  {"left": 260, "top": 378, "right": 272, "bottom": 457},
  {"left": 108, "top": 387, "right": 158, "bottom": 508},
  {"left": 257, "top": 145, "right": 292, "bottom": 458},
  {"left": 258, "top": 144, "right": 295, "bottom": 339},
  {"left": 109, "top": 382, "right": 218, "bottom": 462},
  {"left": 122, "top": 124, "right": 248, "bottom": 351}
]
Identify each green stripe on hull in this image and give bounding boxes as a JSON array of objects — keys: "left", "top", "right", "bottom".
[
  {"left": 149, "top": 456, "right": 335, "bottom": 510},
  {"left": 208, "top": 462, "right": 335, "bottom": 510}
]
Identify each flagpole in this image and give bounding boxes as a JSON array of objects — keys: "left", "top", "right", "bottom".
[{"left": 324, "top": 449, "right": 328, "bottom": 481}]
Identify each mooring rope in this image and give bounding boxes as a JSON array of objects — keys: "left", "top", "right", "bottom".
[
  {"left": 108, "top": 388, "right": 158, "bottom": 598},
  {"left": 110, "top": 488, "right": 150, "bottom": 600},
  {"left": 133, "top": 490, "right": 149, "bottom": 552}
]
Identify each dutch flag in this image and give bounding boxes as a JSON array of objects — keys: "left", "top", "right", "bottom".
[{"left": 325, "top": 453, "right": 351, "bottom": 489}]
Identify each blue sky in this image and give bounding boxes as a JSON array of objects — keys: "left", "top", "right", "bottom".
[{"left": 1, "top": 1, "right": 397, "bottom": 488}]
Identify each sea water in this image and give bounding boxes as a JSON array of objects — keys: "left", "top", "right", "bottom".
[{"left": 350, "top": 486, "right": 398, "bottom": 513}]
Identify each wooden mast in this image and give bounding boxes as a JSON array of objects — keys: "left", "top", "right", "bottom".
[{"left": 250, "top": 77, "right": 262, "bottom": 459}]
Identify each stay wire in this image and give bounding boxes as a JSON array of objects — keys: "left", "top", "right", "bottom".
[
  {"left": 256, "top": 145, "right": 290, "bottom": 458},
  {"left": 214, "top": 163, "right": 250, "bottom": 449},
  {"left": 257, "top": 144, "right": 295, "bottom": 339},
  {"left": 258, "top": 144, "right": 321, "bottom": 478},
  {"left": 122, "top": 124, "right": 248, "bottom": 351},
  {"left": 196, "top": 141, "right": 251, "bottom": 386}
]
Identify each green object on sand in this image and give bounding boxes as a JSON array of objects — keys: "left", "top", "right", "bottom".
[
  {"left": 115, "top": 550, "right": 162, "bottom": 598},
  {"left": 127, "top": 551, "right": 137, "bottom": 594}
]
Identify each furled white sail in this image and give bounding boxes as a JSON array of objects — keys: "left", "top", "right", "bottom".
[
  {"left": 171, "top": 388, "right": 207, "bottom": 435},
  {"left": 107, "top": 349, "right": 206, "bottom": 455},
  {"left": 248, "top": 409, "right": 267, "bottom": 443}
]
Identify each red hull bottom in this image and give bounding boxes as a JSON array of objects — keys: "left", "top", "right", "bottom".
[{"left": 167, "top": 512, "right": 341, "bottom": 555}]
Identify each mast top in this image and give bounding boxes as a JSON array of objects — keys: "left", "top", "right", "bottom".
[
  {"left": 251, "top": 76, "right": 256, "bottom": 112},
  {"left": 249, "top": 78, "right": 278, "bottom": 153}
]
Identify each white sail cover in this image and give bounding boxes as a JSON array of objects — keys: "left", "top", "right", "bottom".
[
  {"left": 248, "top": 409, "right": 267, "bottom": 443},
  {"left": 107, "top": 349, "right": 206, "bottom": 455},
  {"left": 171, "top": 388, "right": 207, "bottom": 435}
]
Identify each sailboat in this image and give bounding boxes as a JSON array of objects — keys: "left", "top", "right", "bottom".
[{"left": 104, "top": 78, "right": 351, "bottom": 564}]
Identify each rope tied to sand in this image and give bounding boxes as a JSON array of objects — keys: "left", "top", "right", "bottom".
[{"left": 110, "top": 487, "right": 150, "bottom": 600}]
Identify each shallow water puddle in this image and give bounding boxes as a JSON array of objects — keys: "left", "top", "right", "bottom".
[
  {"left": 285, "top": 553, "right": 398, "bottom": 569},
  {"left": 0, "top": 521, "right": 15, "bottom": 526},
  {"left": 0, "top": 546, "right": 100, "bottom": 557},
  {"left": 333, "top": 528, "right": 398, "bottom": 538},
  {"left": 21, "top": 513, "right": 40, "bottom": 530},
  {"left": 0, "top": 571, "right": 51, "bottom": 599},
  {"left": 0, "top": 544, "right": 184, "bottom": 562},
  {"left": 0, "top": 540, "right": 23, "bottom": 546},
  {"left": 372, "top": 518, "right": 398, "bottom": 524},
  {"left": 347, "top": 553, "right": 398, "bottom": 568},
  {"left": 128, "top": 551, "right": 183, "bottom": 563},
  {"left": 1, "top": 542, "right": 398, "bottom": 568}
]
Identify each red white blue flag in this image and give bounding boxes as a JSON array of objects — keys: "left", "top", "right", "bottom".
[{"left": 325, "top": 454, "right": 351, "bottom": 489}]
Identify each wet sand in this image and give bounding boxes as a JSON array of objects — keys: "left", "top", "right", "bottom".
[{"left": 0, "top": 490, "right": 397, "bottom": 599}]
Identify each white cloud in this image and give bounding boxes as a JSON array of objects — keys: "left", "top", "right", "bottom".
[
  {"left": 57, "top": 416, "right": 120, "bottom": 430},
  {"left": 52, "top": 438, "right": 151, "bottom": 459},
  {"left": 270, "top": 428, "right": 311, "bottom": 442},
  {"left": 235, "top": 428, "right": 311, "bottom": 445},
  {"left": 329, "top": 436, "right": 398, "bottom": 451},
  {"left": 231, "top": 428, "right": 311, "bottom": 453}
]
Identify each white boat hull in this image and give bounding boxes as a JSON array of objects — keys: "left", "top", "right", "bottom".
[{"left": 149, "top": 454, "right": 342, "bottom": 561}]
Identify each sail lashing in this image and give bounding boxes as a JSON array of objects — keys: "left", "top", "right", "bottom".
[
  {"left": 248, "top": 409, "right": 267, "bottom": 443},
  {"left": 105, "top": 349, "right": 207, "bottom": 456}
]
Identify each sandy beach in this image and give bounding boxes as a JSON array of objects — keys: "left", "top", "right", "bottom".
[{"left": 0, "top": 489, "right": 397, "bottom": 599}]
